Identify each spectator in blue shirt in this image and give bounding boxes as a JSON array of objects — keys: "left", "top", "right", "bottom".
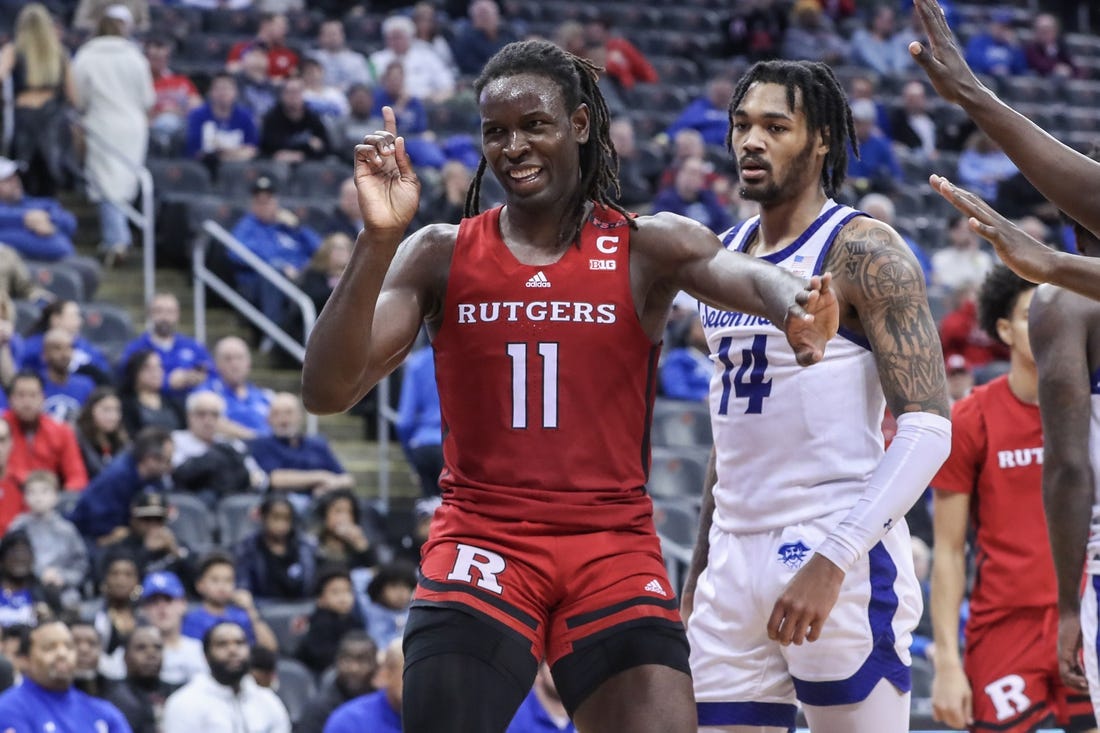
[
  {"left": 659, "top": 317, "right": 710, "bottom": 403},
  {"left": 249, "top": 392, "right": 352, "bottom": 508},
  {"left": 372, "top": 61, "right": 446, "bottom": 169},
  {"left": 506, "top": 663, "right": 577, "bottom": 733},
  {"left": 0, "top": 157, "right": 77, "bottom": 261},
  {"left": 118, "top": 293, "right": 213, "bottom": 401},
  {"left": 666, "top": 77, "right": 736, "bottom": 148},
  {"left": 180, "top": 552, "right": 277, "bottom": 651},
  {"left": 200, "top": 336, "right": 273, "bottom": 440},
  {"left": 184, "top": 72, "right": 258, "bottom": 163},
  {"left": 323, "top": 639, "right": 403, "bottom": 733},
  {"left": 957, "top": 130, "right": 1019, "bottom": 202},
  {"left": 848, "top": 5, "right": 914, "bottom": 77},
  {"left": 20, "top": 300, "right": 112, "bottom": 385},
  {"left": 651, "top": 157, "right": 733, "bottom": 235},
  {"left": 846, "top": 99, "right": 902, "bottom": 196},
  {"left": 964, "top": 11, "right": 1027, "bottom": 77},
  {"left": 40, "top": 329, "right": 95, "bottom": 424},
  {"left": 395, "top": 347, "right": 442, "bottom": 497},
  {"left": 450, "top": 0, "right": 520, "bottom": 76},
  {"left": 0, "top": 620, "right": 132, "bottom": 732}
]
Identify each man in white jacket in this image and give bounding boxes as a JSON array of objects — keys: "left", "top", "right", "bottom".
[{"left": 164, "top": 621, "right": 289, "bottom": 733}]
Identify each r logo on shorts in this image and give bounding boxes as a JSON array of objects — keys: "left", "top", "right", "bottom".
[
  {"left": 985, "top": 674, "right": 1032, "bottom": 722},
  {"left": 446, "top": 543, "right": 507, "bottom": 595}
]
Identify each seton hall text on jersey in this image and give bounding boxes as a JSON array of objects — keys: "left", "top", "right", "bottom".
[
  {"left": 699, "top": 304, "right": 772, "bottom": 329},
  {"left": 456, "top": 301, "right": 617, "bottom": 324}
]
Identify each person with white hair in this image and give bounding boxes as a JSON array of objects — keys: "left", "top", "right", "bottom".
[
  {"left": 369, "top": 14, "right": 454, "bottom": 103},
  {"left": 857, "top": 192, "right": 932, "bottom": 283}
]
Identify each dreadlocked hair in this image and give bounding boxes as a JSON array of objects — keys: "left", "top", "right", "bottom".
[
  {"left": 726, "top": 60, "right": 857, "bottom": 198},
  {"left": 464, "top": 39, "right": 634, "bottom": 246},
  {"left": 977, "top": 264, "right": 1035, "bottom": 345}
]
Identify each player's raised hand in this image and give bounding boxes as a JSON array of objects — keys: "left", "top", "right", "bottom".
[
  {"left": 1057, "top": 612, "right": 1089, "bottom": 692},
  {"left": 353, "top": 105, "right": 421, "bottom": 236},
  {"left": 930, "top": 174, "right": 1051, "bottom": 284},
  {"left": 908, "top": 0, "right": 981, "bottom": 106},
  {"left": 784, "top": 273, "right": 838, "bottom": 366},
  {"left": 931, "top": 662, "right": 973, "bottom": 729},
  {"left": 767, "top": 554, "right": 844, "bottom": 646}
]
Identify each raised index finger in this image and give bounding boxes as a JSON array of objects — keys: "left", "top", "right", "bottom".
[{"left": 382, "top": 105, "right": 398, "bottom": 137}]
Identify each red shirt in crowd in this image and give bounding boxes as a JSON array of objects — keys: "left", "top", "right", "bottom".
[
  {"left": 939, "top": 298, "right": 1009, "bottom": 367},
  {"left": 227, "top": 40, "right": 299, "bottom": 79},
  {"left": 603, "top": 37, "right": 658, "bottom": 91},
  {"left": 2, "top": 411, "right": 88, "bottom": 492},
  {"left": 152, "top": 71, "right": 200, "bottom": 117}
]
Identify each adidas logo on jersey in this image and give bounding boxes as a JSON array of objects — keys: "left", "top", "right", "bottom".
[
  {"left": 525, "top": 271, "right": 551, "bottom": 288},
  {"left": 644, "top": 579, "right": 666, "bottom": 596}
]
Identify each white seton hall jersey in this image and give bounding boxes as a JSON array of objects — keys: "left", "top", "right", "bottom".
[
  {"left": 701, "top": 200, "right": 886, "bottom": 534},
  {"left": 1087, "top": 367, "right": 1100, "bottom": 573}
]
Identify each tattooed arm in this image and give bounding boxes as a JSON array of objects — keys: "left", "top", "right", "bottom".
[{"left": 767, "top": 218, "right": 953, "bottom": 646}]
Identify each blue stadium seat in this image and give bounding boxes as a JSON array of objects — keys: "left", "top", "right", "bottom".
[
  {"left": 13, "top": 300, "right": 40, "bottom": 336},
  {"left": 652, "top": 499, "right": 699, "bottom": 549},
  {"left": 148, "top": 158, "right": 213, "bottom": 198},
  {"left": 284, "top": 160, "right": 351, "bottom": 201},
  {"left": 167, "top": 492, "right": 215, "bottom": 553}
]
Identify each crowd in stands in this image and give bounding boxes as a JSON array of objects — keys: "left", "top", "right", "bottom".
[{"left": 0, "top": 0, "right": 1097, "bottom": 729}]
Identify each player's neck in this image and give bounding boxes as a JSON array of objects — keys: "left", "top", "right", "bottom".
[
  {"left": 753, "top": 188, "right": 828, "bottom": 257},
  {"left": 500, "top": 200, "right": 588, "bottom": 258},
  {"left": 1006, "top": 357, "right": 1038, "bottom": 405}
]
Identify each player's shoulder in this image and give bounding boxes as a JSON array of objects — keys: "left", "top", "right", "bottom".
[
  {"left": 826, "top": 214, "right": 923, "bottom": 286},
  {"left": 834, "top": 214, "right": 910, "bottom": 254},
  {"left": 631, "top": 211, "right": 722, "bottom": 260}
]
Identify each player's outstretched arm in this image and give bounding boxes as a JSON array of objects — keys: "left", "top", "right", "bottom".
[
  {"left": 1031, "top": 285, "right": 1095, "bottom": 692},
  {"left": 910, "top": 0, "right": 1100, "bottom": 239},
  {"left": 680, "top": 447, "right": 717, "bottom": 628},
  {"left": 929, "top": 489, "right": 973, "bottom": 729},
  {"left": 302, "top": 107, "right": 440, "bottom": 415},
  {"left": 932, "top": 174, "right": 1100, "bottom": 300}
]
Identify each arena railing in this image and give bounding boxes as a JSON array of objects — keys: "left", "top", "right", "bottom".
[{"left": 1, "top": 76, "right": 12, "bottom": 157}]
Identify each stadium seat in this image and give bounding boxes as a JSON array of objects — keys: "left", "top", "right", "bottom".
[
  {"left": 82, "top": 302, "right": 135, "bottom": 347},
  {"left": 651, "top": 399, "right": 712, "bottom": 448},
  {"left": 13, "top": 300, "right": 40, "bottom": 336},
  {"left": 214, "top": 160, "right": 290, "bottom": 199},
  {"left": 284, "top": 160, "right": 351, "bottom": 201},
  {"left": 148, "top": 158, "right": 212, "bottom": 198},
  {"left": 27, "top": 263, "right": 85, "bottom": 303},
  {"left": 258, "top": 599, "right": 315, "bottom": 656},
  {"left": 646, "top": 56, "right": 702, "bottom": 86},
  {"left": 202, "top": 8, "right": 258, "bottom": 35},
  {"left": 216, "top": 493, "right": 263, "bottom": 548},
  {"left": 166, "top": 492, "right": 215, "bottom": 553},
  {"left": 652, "top": 500, "right": 699, "bottom": 549},
  {"left": 274, "top": 657, "right": 317, "bottom": 723},
  {"left": 627, "top": 84, "right": 691, "bottom": 114},
  {"left": 647, "top": 446, "right": 707, "bottom": 504}
]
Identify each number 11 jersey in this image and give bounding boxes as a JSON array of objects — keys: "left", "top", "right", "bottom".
[
  {"left": 701, "top": 201, "right": 886, "bottom": 534},
  {"left": 432, "top": 205, "right": 660, "bottom": 530}
]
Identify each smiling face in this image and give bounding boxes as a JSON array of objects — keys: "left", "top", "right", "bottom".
[
  {"left": 479, "top": 73, "right": 589, "bottom": 210},
  {"left": 730, "top": 82, "right": 826, "bottom": 206}
]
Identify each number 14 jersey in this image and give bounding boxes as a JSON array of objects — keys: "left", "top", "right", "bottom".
[{"left": 701, "top": 201, "right": 886, "bottom": 534}]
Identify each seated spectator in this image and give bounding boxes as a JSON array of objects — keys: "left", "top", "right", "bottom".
[
  {"left": 99, "top": 491, "right": 192, "bottom": 583},
  {"left": 120, "top": 350, "right": 186, "bottom": 436},
  {"left": 666, "top": 78, "right": 737, "bottom": 148},
  {"left": 938, "top": 286, "right": 1009, "bottom": 369},
  {"left": 297, "top": 232, "right": 352, "bottom": 321},
  {"left": 68, "top": 427, "right": 173, "bottom": 544},
  {"left": 234, "top": 47, "right": 280, "bottom": 126},
  {"left": 395, "top": 346, "right": 442, "bottom": 497},
  {"left": 415, "top": 159, "right": 472, "bottom": 227},
  {"left": 227, "top": 12, "right": 298, "bottom": 80},
  {"left": 103, "top": 624, "right": 180, "bottom": 733},
  {"left": 249, "top": 392, "right": 352, "bottom": 503},
  {"left": 1024, "top": 13, "right": 1079, "bottom": 79},
  {"left": 846, "top": 99, "right": 902, "bottom": 196},
  {"left": 202, "top": 337, "right": 274, "bottom": 440},
  {"left": 0, "top": 420, "right": 21, "bottom": 535},
  {"left": 9, "top": 471, "right": 87, "bottom": 594},
  {"left": 323, "top": 638, "right": 402, "bottom": 733},
  {"left": 340, "top": 84, "right": 382, "bottom": 150},
  {"left": 506, "top": 662, "right": 576, "bottom": 733},
  {"left": 780, "top": 0, "right": 848, "bottom": 65},
  {"left": 660, "top": 317, "right": 710, "bottom": 402},
  {"left": 392, "top": 495, "right": 438, "bottom": 567},
  {"left": 957, "top": 130, "right": 1018, "bottom": 202},
  {"left": 91, "top": 551, "right": 140, "bottom": 681},
  {"left": 857, "top": 193, "right": 932, "bottom": 284},
  {"left": 845, "top": 74, "right": 891, "bottom": 140},
  {"left": 234, "top": 493, "right": 317, "bottom": 601},
  {"left": 119, "top": 292, "right": 213, "bottom": 402},
  {"left": 21, "top": 300, "right": 112, "bottom": 384},
  {"left": 887, "top": 80, "right": 940, "bottom": 161},
  {"left": 72, "top": 0, "right": 150, "bottom": 34},
  {"left": 450, "top": 0, "right": 519, "bottom": 77},
  {"left": 658, "top": 129, "right": 711, "bottom": 190},
  {"left": 164, "top": 621, "right": 289, "bottom": 732},
  {"left": 309, "top": 18, "right": 373, "bottom": 92},
  {"left": 0, "top": 157, "right": 77, "bottom": 262},
  {"left": 260, "top": 76, "right": 332, "bottom": 163},
  {"left": 370, "top": 15, "right": 455, "bottom": 104},
  {"left": 146, "top": 36, "right": 201, "bottom": 153},
  {"left": 932, "top": 214, "right": 996, "bottom": 295},
  {"left": 0, "top": 530, "right": 59, "bottom": 629},
  {"left": 964, "top": 10, "right": 1027, "bottom": 77},
  {"left": 294, "top": 566, "right": 363, "bottom": 675},
  {"left": 372, "top": 61, "right": 446, "bottom": 169},
  {"left": 171, "top": 390, "right": 266, "bottom": 505},
  {"left": 3, "top": 371, "right": 87, "bottom": 491},
  {"left": 607, "top": 118, "right": 655, "bottom": 209},
  {"left": 313, "top": 489, "right": 378, "bottom": 571},
  {"left": 296, "top": 629, "right": 377, "bottom": 733},
  {"left": 584, "top": 14, "right": 656, "bottom": 91},
  {"left": 412, "top": 2, "right": 457, "bottom": 73},
  {"left": 946, "top": 353, "right": 974, "bottom": 405},
  {"left": 248, "top": 644, "right": 278, "bottom": 690},
  {"left": 651, "top": 157, "right": 732, "bottom": 235},
  {"left": 325, "top": 177, "right": 363, "bottom": 239},
  {"left": 40, "top": 329, "right": 96, "bottom": 424},
  {"left": 0, "top": 241, "right": 53, "bottom": 302},
  {"left": 184, "top": 73, "right": 259, "bottom": 164},
  {"left": 721, "top": 0, "right": 788, "bottom": 61},
  {"left": 848, "top": 4, "right": 913, "bottom": 76},
  {"left": 360, "top": 561, "right": 416, "bottom": 650},
  {"left": 230, "top": 178, "right": 322, "bottom": 330},
  {"left": 302, "top": 57, "right": 349, "bottom": 122},
  {"left": 138, "top": 571, "right": 207, "bottom": 686},
  {"left": 181, "top": 553, "right": 278, "bottom": 650},
  {"left": 0, "top": 292, "right": 19, "bottom": 390}
]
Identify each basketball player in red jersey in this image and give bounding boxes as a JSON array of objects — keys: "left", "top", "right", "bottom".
[
  {"left": 302, "top": 40, "right": 838, "bottom": 733},
  {"left": 930, "top": 265, "right": 1097, "bottom": 733}
]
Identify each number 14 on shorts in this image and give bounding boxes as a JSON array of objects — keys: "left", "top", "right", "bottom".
[{"left": 717, "top": 334, "right": 772, "bottom": 415}]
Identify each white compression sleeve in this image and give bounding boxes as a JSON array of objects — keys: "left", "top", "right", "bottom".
[{"left": 815, "top": 411, "right": 952, "bottom": 573}]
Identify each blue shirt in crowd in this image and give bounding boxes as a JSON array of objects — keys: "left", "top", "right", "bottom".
[
  {"left": 665, "top": 96, "right": 730, "bottom": 147},
  {"left": 323, "top": 690, "right": 401, "bottom": 733},
  {"left": 230, "top": 213, "right": 322, "bottom": 275},
  {"left": 185, "top": 103, "right": 259, "bottom": 159},
  {"left": 181, "top": 604, "right": 256, "bottom": 645},
  {"left": 651, "top": 188, "right": 733, "bottom": 235},
  {"left": 659, "top": 348, "right": 711, "bottom": 402},
  {"left": 201, "top": 373, "right": 273, "bottom": 437},
  {"left": 506, "top": 689, "right": 577, "bottom": 733},
  {"left": 248, "top": 433, "right": 344, "bottom": 475},
  {"left": 0, "top": 195, "right": 76, "bottom": 261},
  {"left": 965, "top": 33, "right": 1028, "bottom": 76},
  {"left": 20, "top": 334, "right": 111, "bottom": 379},
  {"left": 118, "top": 332, "right": 214, "bottom": 397},
  {"left": 0, "top": 678, "right": 132, "bottom": 732},
  {"left": 68, "top": 452, "right": 165, "bottom": 541},
  {"left": 394, "top": 347, "right": 441, "bottom": 452},
  {"left": 846, "top": 135, "right": 903, "bottom": 186},
  {"left": 42, "top": 372, "right": 95, "bottom": 424}
]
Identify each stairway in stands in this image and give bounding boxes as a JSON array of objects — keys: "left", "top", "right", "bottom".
[{"left": 64, "top": 194, "right": 420, "bottom": 509}]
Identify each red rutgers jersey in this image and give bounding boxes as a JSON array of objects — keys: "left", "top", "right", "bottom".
[
  {"left": 431, "top": 205, "right": 659, "bottom": 529},
  {"left": 931, "top": 376, "right": 1054, "bottom": 619}
]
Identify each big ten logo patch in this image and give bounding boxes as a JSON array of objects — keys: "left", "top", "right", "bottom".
[
  {"left": 984, "top": 674, "right": 1031, "bottom": 721},
  {"left": 447, "top": 543, "right": 507, "bottom": 595}
]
